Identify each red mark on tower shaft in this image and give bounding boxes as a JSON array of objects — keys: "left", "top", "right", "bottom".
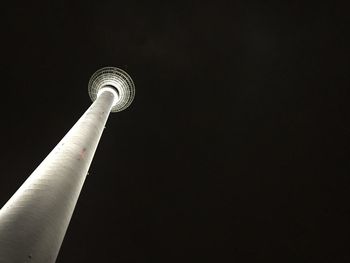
[{"left": 78, "top": 148, "right": 87, "bottom": 160}]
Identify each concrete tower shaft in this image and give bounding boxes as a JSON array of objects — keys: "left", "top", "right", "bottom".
[{"left": 0, "top": 68, "right": 135, "bottom": 262}]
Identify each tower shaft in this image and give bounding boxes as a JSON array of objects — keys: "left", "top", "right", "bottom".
[{"left": 0, "top": 90, "right": 115, "bottom": 262}]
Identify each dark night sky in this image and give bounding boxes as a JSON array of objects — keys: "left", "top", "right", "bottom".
[{"left": 1, "top": 0, "right": 349, "bottom": 262}]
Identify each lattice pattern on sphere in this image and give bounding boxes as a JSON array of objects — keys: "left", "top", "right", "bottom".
[{"left": 88, "top": 67, "right": 135, "bottom": 112}]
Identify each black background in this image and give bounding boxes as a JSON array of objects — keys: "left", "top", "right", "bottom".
[{"left": 1, "top": 0, "right": 349, "bottom": 262}]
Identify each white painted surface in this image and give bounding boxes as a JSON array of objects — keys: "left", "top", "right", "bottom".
[{"left": 0, "top": 90, "right": 115, "bottom": 262}]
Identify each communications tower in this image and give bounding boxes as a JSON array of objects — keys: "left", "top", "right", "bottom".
[{"left": 0, "top": 67, "right": 135, "bottom": 262}]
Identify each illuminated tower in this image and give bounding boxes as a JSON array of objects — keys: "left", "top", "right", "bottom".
[{"left": 0, "top": 67, "right": 135, "bottom": 262}]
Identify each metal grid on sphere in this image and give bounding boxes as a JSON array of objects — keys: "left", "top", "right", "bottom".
[{"left": 88, "top": 67, "right": 135, "bottom": 112}]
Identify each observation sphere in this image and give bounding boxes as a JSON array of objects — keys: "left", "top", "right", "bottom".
[{"left": 88, "top": 67, "right": 135, "bottom": 112}]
